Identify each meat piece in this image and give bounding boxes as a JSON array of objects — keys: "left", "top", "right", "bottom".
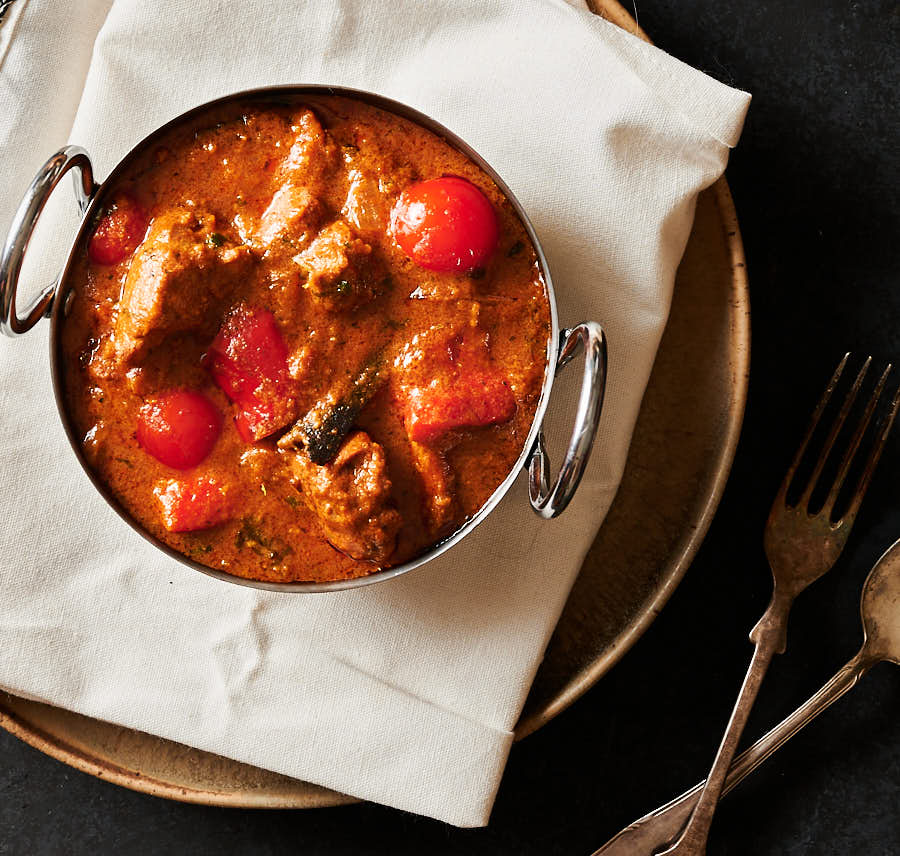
[
  {"left": 110, "top": 208, "right": 251, "bottom": 367},
  {"left": 293, "top": 220, "right": 375, "bottom": 305},
  {"left": 238, "top": 447, "right": 283, "bottom": 483},
  {"left": 238, "top": 109, "right": 336, "bottom": 253},
  {"left": 250, "top": 184, "right": 320, "bottom": 250},
  {"left": 282, "top": 108, "right": 338, "bottom": 181},
  {"left": 288, "top": 431, "right": 401, "bottom": 563},
  {"left": 409, "top": 441, "right": 456, "bottom": 533},
  {"left": 340, "top": 126, "right": 419, "bottom": 198},
  {"left": 341, "top": 168, "right": 385, "bottom": 235}
]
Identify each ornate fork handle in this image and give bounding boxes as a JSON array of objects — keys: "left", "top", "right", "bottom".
[
  {"left": 653, "top": 593, "right": 791, "bottom": 854},
  {"left": 594, "top": 650, "right": 874, "bottom": 855}
]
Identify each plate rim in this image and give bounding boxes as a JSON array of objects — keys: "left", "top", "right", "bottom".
[
  {"left": 514, "top": 177, "right": 749, "bottom": 737},
  {"left": 0, "top": 0, "right": 750, "bottom": 808}
]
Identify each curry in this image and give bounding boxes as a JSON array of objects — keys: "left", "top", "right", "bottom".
[{"left": 61, "top": 95, "right": 551, "bottom": 582}]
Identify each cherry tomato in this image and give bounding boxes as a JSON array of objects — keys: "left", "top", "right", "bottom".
[
  {"left": 206, "top": 305, "right": 296, "bottom": 441},
  {"left": 137, "top": 390, "right": 222, "bottom": 470},
  {"left": 154, "top": 476, "right": 231, "bottom": 532},
  {"left": 88, "top": 195, "right": 147, "bottom": 265},
  {"left": 390, "top": 176, "right": 499, "bottom": 272}
]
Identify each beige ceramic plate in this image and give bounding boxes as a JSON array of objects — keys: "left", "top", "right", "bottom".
[{"left": 0, "top": 0, "right": 749, "bottom": 807}]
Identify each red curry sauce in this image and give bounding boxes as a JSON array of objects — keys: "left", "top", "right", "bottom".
[{"left": 61, "top": 96, "right": 551, "bottom": 583}]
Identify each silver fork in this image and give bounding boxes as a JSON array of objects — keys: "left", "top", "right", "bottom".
[{"left": 597, "top": 354, "right": 899, "bottom": 856}]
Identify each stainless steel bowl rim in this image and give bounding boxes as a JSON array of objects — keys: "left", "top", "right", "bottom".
[{"left": 5, "top": 84, "right": 604, "bottom": 592}]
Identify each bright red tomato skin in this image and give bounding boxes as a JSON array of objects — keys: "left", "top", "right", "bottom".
[
  {"left": 88, "top": 195, "right": 147, "bottom": 265},
  {"left": 206, "top": 305, "right": 296, "bottom": 441},
  {"left": 390, "top": 177, "right": 499, "bottom": 272},
  {"left": 137, "top": 390, "right": 223, "bottom": 470},
  {"left": 155, "top": 476, "right": 231, "bottom": 532}
]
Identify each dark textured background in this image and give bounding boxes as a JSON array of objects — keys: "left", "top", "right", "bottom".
[{"left": 2, "top": 0, "right": 899, "bottom": 853}]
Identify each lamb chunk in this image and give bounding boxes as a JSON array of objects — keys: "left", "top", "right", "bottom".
[
  {"left": 239, "top": 109, "right": 336, "bottom": 253},
  {"left": 282, "top": 108, "right": 337, "bottom": 178},
  {"left": 409, "top": 441, "right": 457, "bottom": 534},
  {"left": 110, "top": 208, "right": 251, "bottom": 366},
  {"left": 288, "top": 431, "right": 402, "bottom": 563},
  {"left": 293, "top": 220, "right": 374, "bottom": 304},
  {"left": 238, "top": 447, "right": 283, "bottom": 483},
  {"left": 250, "top": 184, "right": 320, "bottom": 250}
]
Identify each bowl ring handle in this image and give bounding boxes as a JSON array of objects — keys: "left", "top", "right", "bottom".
[
  {"left": 1, "top": 146, "right": 96, "bottom": 337},
  {"left": 528, "top": 321, "right": 608, "bottom": 519}
]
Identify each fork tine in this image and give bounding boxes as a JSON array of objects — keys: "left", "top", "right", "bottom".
[
  {"left": 840, "top": 380, "right": 900, "bottom": 523},
  {"left": 775, "top": 353, "right": 849, "bottom": 506},
  {"left": 798, "top": 355, "right": 871, "bottom": 507},
  {"left": 822, "top": 363, "right": 891, "bottom": 516}
]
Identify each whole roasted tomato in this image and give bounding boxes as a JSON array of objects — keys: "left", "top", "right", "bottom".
[
  {"left": 137, "top": 389, "right": 223, "bottom": 470},
  {"left": 390, "top": 176, "right": 499, "bottom": 272}
]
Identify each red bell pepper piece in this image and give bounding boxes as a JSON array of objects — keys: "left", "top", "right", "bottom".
[
  {"left": 206, "top": 305, "right": 296, "bottom": 440},
  {"left": 154, "top": 476, "right": 231, "bottom": 532},
  {"left": 405, "top": 374, "right": 516, "bottom": 443},
  {"left": 399, "top": 328, "right": 516, "bottom": 443}
]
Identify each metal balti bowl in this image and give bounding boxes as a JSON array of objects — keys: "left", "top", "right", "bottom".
[{"left": 0, "top": 86, "right": 607, "bottom": 592}]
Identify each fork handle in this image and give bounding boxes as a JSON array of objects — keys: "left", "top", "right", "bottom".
[
  {"left": 590, "top": 650, "right": 873, "bottom": 856},
  {"left": 652, "top": 594, "right": 792, "bottom": 855}
]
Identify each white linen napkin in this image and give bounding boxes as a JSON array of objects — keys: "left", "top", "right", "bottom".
[{"left": 0, "top": 0, "right": 749, "bottom": 826}]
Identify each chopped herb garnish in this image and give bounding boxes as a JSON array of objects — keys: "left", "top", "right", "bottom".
[
  {"left": 115, "top": 457, "right": 134, "bottom": 468},
  {"left": 236, "top": 518, "right": 292, "bottom": 562},
  {"left": 206, "top": 232, "right": 227, "bottom": 248},
  {"left": 507, "top": 240, "right": 525, "bottom": 257},
  {"left": 336, "top": 280, "right": 351, "bottom": 294},
  {"left": 283, "top": 495, "right": 301, "bottom": 509}
]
